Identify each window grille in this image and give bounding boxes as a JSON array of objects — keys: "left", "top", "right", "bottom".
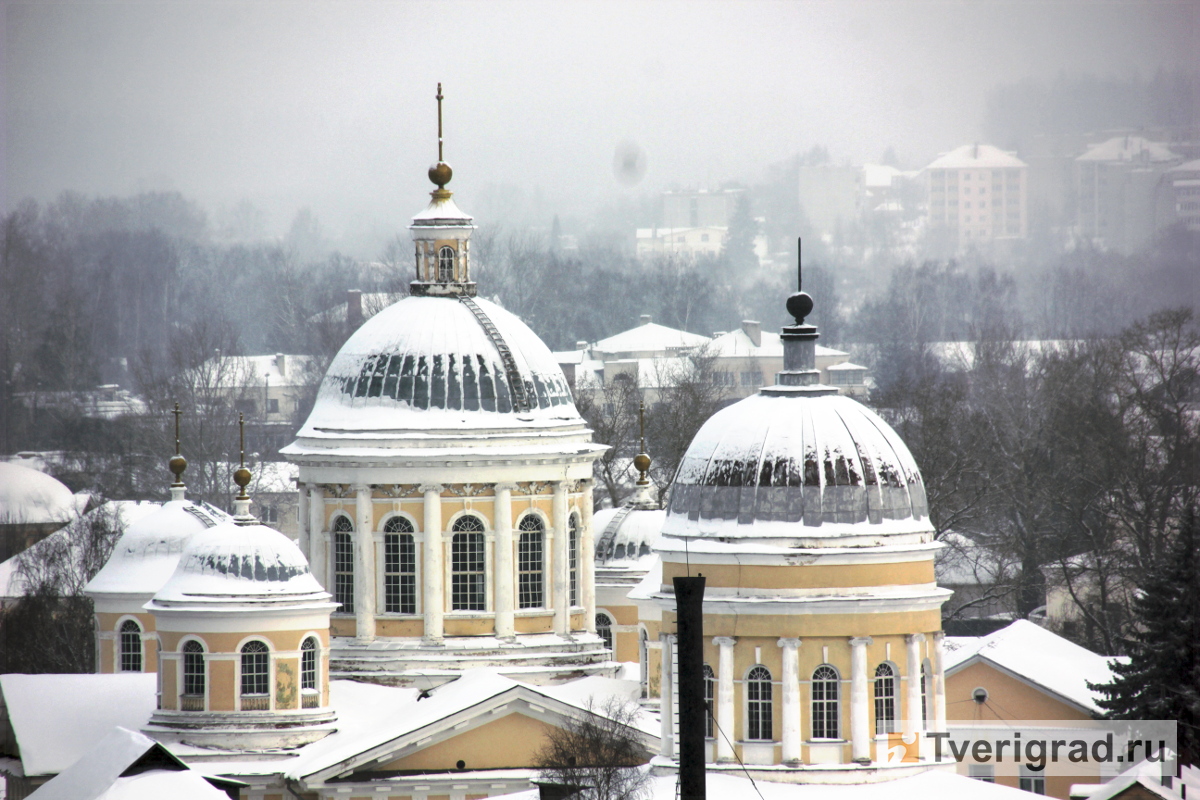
[
  {"left": 301, "top": 638, "right": 318, "bottom": 691},
  {"left": 517, "top": 515, "right": 544, "bottom": 609},
  {"left": 119, "top": 620, "right": 142, "bottom": 672},
  {"left": 333, "top": 516, "right": 354, "bottom": 613},
  {"left": 812, "top": 665, "right": 840, "bottom": 739},
  {"left": 451, "top": 516, "right": 486, "bottom": 611},
  {"left": 596, "top": 612, "right": 614, "bottom": 653},
  {"left": 874, "top": 663, "right": 897, "bottom": 734},
  {"left": 240, "top": 641, "right": 270, "bottom": 702},
  {"left": 746, "top": 666, "right": 773, "bottom": 741},
  {"left": 568, "top": 514, "right": 579, "bottom": 606},
  {"left": 384, "top": 517, "right": 416, "bottom": 614},
  {"left": 438, "top": 246, "right": 455, "bottom": 281},
  {"left": 182, "top": 640, "right": 205, "bottom": 698}
]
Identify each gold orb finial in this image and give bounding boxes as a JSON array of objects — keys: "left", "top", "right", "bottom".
[
  {"left": 169, "top": 402, "right": 187, "bottom": 487},
  {"left": 235, "top": 413, "right": 252, "bottom": 501}
]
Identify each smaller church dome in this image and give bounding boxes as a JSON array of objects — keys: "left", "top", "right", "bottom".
[
  {"left": 86, "top": 500, "right": 227, "bottom": 597},
  {"left": 594, "top": 505, "right": 665, "bottom": 563},
  {"left": 151, "top": 521, "right": 328, "bottom": 604}
]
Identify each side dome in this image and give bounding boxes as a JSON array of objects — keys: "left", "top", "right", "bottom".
[
  {"left": 150, "top": 521, "right": 328, "bottom": 604},
  {"left": 594, "top": 506, "right": 665, "bottom": 563},
  {"left": 663, "top": 392, "right": 930, "bottom": 542},
  {"left": 85, "top": 500, "right": 227, "bottom": 597},
  {"left": 289, "top": 295, "right": 582, "bottom": 445}
]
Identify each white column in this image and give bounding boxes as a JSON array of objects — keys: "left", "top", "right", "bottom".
[
  {"left": 422, "top": 484, "right": 444, "bottom": 644},
  {"left": 307, "top": 485, "right": 326, "bottom": 589},
  {"left": 581, "top": 481, "right": 596, "bottom": 633},
  {"left": 659, "top": 634, "right": 675, "bottom": 759},
  {"left": 354, "top": 486, "right": 376, "bottom": 641},
  {"left": 932, "top": 632, "right": 947, "bottom": 733},
  {"left": 778, "top": 638, "right": 802, "bottom": 764},
  {"left": 850, "top": 636, "right": 873, "bottom": 763},
  {"left": 552, "top": 480, "right": 569, "bottom": 635},
  {"left": 297, "top": 482, "right": 309, "bottom": 556},
  {"left": 494, "top": 483, "right": 516, "bottom": 639},
  {"left": 905, "top": 634, "right": 926, "bottom": 737},
  {"left": 714, "top": 636, "right": 736, "bottom": 763}
]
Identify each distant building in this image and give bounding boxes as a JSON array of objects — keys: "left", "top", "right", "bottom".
[
  {"left": 1165, "top": 157, "right": 1200, "bottom": 232},
  {"left": 635, "top": 189, "right": 745, "bottom": 260},
  {"left": 925, "top": 144, "right": 1029, "bottom": 252},
  {"left": 1075, "top": 136, "right": 1183, "bottom": 253},
  {"left": 635, "top": 225, "right": 727, "bottom": 259},
  {"left": 196, "top": 352, "right": 316, "bottom": 455}
]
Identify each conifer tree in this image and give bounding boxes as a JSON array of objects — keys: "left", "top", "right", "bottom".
[{"left": 1090, "top": 511, "right": 1200, "bottom": 766}]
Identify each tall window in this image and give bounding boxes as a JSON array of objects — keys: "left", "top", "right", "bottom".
[
  {"left": 596, "top": 612, "right": 614, "bottom": 653},
  {"left": 703, "top": 664, "right": 715, "bottom": 739},
  {"left": 517, "top": 515, "right": 544, "bottom": 609},
  {"left": 240, "top": 641, "right": 270, "bottom": 703},
  {"left": 568, "top": 514, "right": 579, "bottom": 606},
  {"left": 451, "top": 515, "right": 486, "bottom": 611},
  {"left": 639, "top": 629, "right": 649, "bottom": 698},
  {"left": 812, "top": 665, "right": 840, "bottom": 740},
  {"left": 333, "top": 516, "right": 354, "bottom": 613},
  {"left": 119, "top": 619, "right": 142, "bottom": 672},
  {"left": 301, "top": 637, "right": 318, "bottom": 691},
  {"left": 182, "top": 640, "right": 205, "bottom": 697},
  {"left": 923, "top": 659, "right": 933, "bottom": 730},
  {"left": 874, "top": 663, "right": 897, "bottom": 734},
  {"left": 746, "top": 666, "right": 773, "bottom": 741},
  {"left": 438, "top": 246, "right": 455, "bottom": 281},
  {"left": 384, "top": 517, "right": 416, "bottom": 614}
]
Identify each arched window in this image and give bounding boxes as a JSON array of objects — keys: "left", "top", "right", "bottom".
[
  {"left": 568, "top": 514, "right": 579, "bottom": 606},
  {"left": 875, "top": 663, "right": 897, "bottom": 734},
  {"left": 240, "top": 641, "right": 270, "bottom": 710},
  {"left": 383, "top": 516, "right": 416, "bottom": 614},
  {"left": 333, "top": 516, "right": 354, "bottom": 613},
  {"left": 301, "top": 637, "right": 319, "bottom": 708},
  {"left": 517, "top": 515, "right": 544, "bottom": 609},
  {"left": 451, "top": 515, "right": 486, "bottom": 611},
  {"left": 595, "top": 611, "right": 614, "bottom": 653},
  {"left": 746, "top": 666, "right": 773, "bottom": 741},
  {"left": 812, "top": 665, "right": 840, "bottom": 740},
  {"left": 703, "top": 664, "right": 715, "bottom": 739},
  {"left": 438, "top": 246, "right": 455, "bottom": 281},
  {"left": 119, "top": 619, "right": 142, "bottom": 672},
  {"left": 182, "top": 640, "right": 205, "bottom": 703}
]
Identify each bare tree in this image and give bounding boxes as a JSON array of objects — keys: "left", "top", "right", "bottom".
[
  {"left": 644, "top": 346, "right": 730, "bottom": 500},
  {"left": 535, "top": 697, "right": 652, "bottom": 800},
  {"left": 575, "top": 375, "right": 642, "bottom": 509}
]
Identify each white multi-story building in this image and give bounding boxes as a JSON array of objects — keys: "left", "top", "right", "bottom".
[{"left": 926, "top": 144, "right": 1028, "bottom": 251}]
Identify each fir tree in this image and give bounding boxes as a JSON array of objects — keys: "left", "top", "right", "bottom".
[{"left": 1090, "top": 510, "right": 1200, "bottom": 766}]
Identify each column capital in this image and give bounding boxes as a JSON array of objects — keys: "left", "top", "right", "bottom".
[
  {"left": 932, "top": 630, "right": 945, "bottom": 642},
  {"left": 494, "top": 482, "right": 519, "bottom": 493},
  {"left": 353, "top": 483, "right": 371, "bottom": 493},
  {"left": 777, "top": 637, "right": 801, "bottom": 649},
  {"left": 419, "top": 484, "right": 444, "bottom": 495},
  {"left": 906, "top": 633, "right": 927, "bottom": 644},
  {"left": 713, "top": 636, "right": 736, "bottom": 647},
  {"left": 849, "top": 636, "right": 874, "bottom": 648}
]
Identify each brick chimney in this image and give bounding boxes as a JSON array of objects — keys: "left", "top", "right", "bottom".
[
  {"left": 741, "top": 320, "right": 761, "bottom": 347},
  {"left": 347, "top": 290, "right": 363, "bottom": 331}
]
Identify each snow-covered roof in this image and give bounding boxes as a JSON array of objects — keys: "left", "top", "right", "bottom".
[
  {"left": 149, "top": 519, "right": 330, "bottom": 605},
  {"left": 287, "top": 295, "right": 583, "bottom": 443},
  {"left": 194, "top": 354, "right": 317, "bottom": 389},
  {"left": 592, "top": 321, "right": 710, "bottom": 356},
  {"left": 863, "top": 163, "right": 906, "bottom": 188},
  {"left": 1071, "top": 757, "right": 1183, "bottom": 800},
  {"left": 25, "top": 726, "right": 233, "bottom": 800},
  {"left": 0, "top": 673, "right": 157, "bottom": 776},
  {"left": 0, "top": 463, "right": 78, "bottom": 526},
  {"left": 826, "top": 361, "right": 867, "bottom": 371},
  {"left": 709, "top": 328, "right": 783, "bottom": 357},
  {"left": 664, "top": 392, "right": 930, "bottom": 541},
  {"left": 411, "top": 191, "right": 473, "bottom": 224},
  {"left": 1077, "top": 136, "right": 1180, "bottom": 164},
  {"left": 1169, "top": 158, "right": 1200, "bottom": 174},
  {"left": 85, "top": 500, "right": 225, "bottom": 599},
  {"left": 593, "top": 504, "right": 665, "bottom": 564},
  {"left": 942, "top": 620, "right": 1123, "bottom": 714},
  {"left": 926, "top": 144, "right": 1026, "bottom": 170},
  {"left": 934, "top": 531, "right": 1014, "bottom": 586}
]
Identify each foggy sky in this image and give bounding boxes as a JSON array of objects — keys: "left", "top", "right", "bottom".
[{"left": 5, "top": 1, "right": 1197, "bottom": 251}]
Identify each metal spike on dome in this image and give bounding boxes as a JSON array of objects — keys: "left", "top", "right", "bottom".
[
  {"left": 168, "top": 401, "right": 188, "bottom": 500},
  {"left": 233, "top": 413, "right": 255, "bottom": 521}
]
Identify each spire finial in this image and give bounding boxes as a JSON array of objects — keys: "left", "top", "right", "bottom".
[
  {"left": 786, "top": 236, "right": 814, "bottom": 325},
  {"left": 633, "top": 400, "right": 651, "bottom": 487},
  {"left": 234, "top": 412, "right": 252, "bottom": 503},
  {"left": 428, "top": 82, "right": 453, "bottom": 191},
  {"left": 168, "top": 401, "right": 187, "bottom": 495}
]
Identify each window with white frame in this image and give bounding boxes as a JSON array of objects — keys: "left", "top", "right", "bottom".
[
  {"left": 969, "top": 764, "right": 995, "bottom": 783},
  {"left": 1019, "top": 764, "right": 1046, "bottom": 794},
  {"left": 438, "top": 246, "right": 455, "bottom": 281},
  {"left": 703, "top": 664, "right": 715, "bottom": 739},
  {"left": 333, "top": 516, "right": 354, "bottom": 613},
  {"left": 119, "top": 619, "right": 142, "bottom": 672},
  {"left": 596, "top": 611, "right": 614, "bottom": 653},
  {"left": 569, "top": 513, "right": 579, "bottom": 606},
  {"left": 874, "top": 662, "right": 897, "bottom": 734},
  {"left": 301, "top": 637, "right": 318, "bottom": 692},
  {"left": 812, "top": 664, "right": 840, "bottom": 739},
  {"left": 182, "top": 640, "right": 205, "bottom": 698},
  {"left": 240, "top": 641, "right": 270, "bottom": 708},
  {"left": 746, "top": 666, "right": 773, "bottom": 741},
  {"left": 451, "top": 515, "right": 486, "bottom": 611},
  {"left": 383, "top": 516, "right": 416, "bottom": 614},
  {"left": 517, "top": 515, "right": 544, "bottom": 609}
]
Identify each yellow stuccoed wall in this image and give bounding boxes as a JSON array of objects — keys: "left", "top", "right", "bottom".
[
  {"left": 663, "top": 609, "right": 943, "bottom": 639},
  {"left": 661, "top": 559, "right": 935, "bottom": 590},
  {"left": 96, "top": 611, "right": 159, "bottom": 673},
  {"left": 945, "top": 660, "right": 1090, "bottom": 722},
  {"left": 377, "top": 712, "right": 560, "bottom": 772}
]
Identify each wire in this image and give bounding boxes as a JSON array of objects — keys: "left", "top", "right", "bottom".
[{"left": 706, "top": 709, "right": 768, "bottom": 800}]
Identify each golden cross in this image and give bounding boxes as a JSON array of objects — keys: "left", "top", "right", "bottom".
[{"left": 436, "top": 82, "right": 444, "bottom": 162}]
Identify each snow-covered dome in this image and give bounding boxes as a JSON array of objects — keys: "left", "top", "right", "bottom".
[
  {"left": 594, "top": 506, "right": 665, "bottom": 564},
  {"left": 0, "top": 462, "right": 77, "bottom": 526},
  {"left": 85, "top": 500, "right": 227, "bottom": 598},
  {"left": 150, "top": 520, "right": 328, "bottom": 605},
  {"left": 663, "top": 392, "right": 930, "bottom": 542},
  {"left": 288, "top": 296, "right": 584, "bottom": 450}
]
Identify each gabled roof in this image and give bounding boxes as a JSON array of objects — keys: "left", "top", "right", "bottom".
[
  {"left": 927, "top": 144, "right": 1026, "bottom": 170},
  {"left": 26, "top": 726, "right": 241, "bottom": 800},
  {"left": 592, "top": 322, "right": 710, "bottom": 356},
  {"left": 942, "top": 620, "right": 1123, "bottom": 714},
  {"left": 1077, "top": 136, "right": 1180, "bottom": 164}
]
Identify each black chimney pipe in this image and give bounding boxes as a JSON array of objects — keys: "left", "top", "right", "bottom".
[{"left": 673, "top": 576, "right": 707, "bottom": 800}]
